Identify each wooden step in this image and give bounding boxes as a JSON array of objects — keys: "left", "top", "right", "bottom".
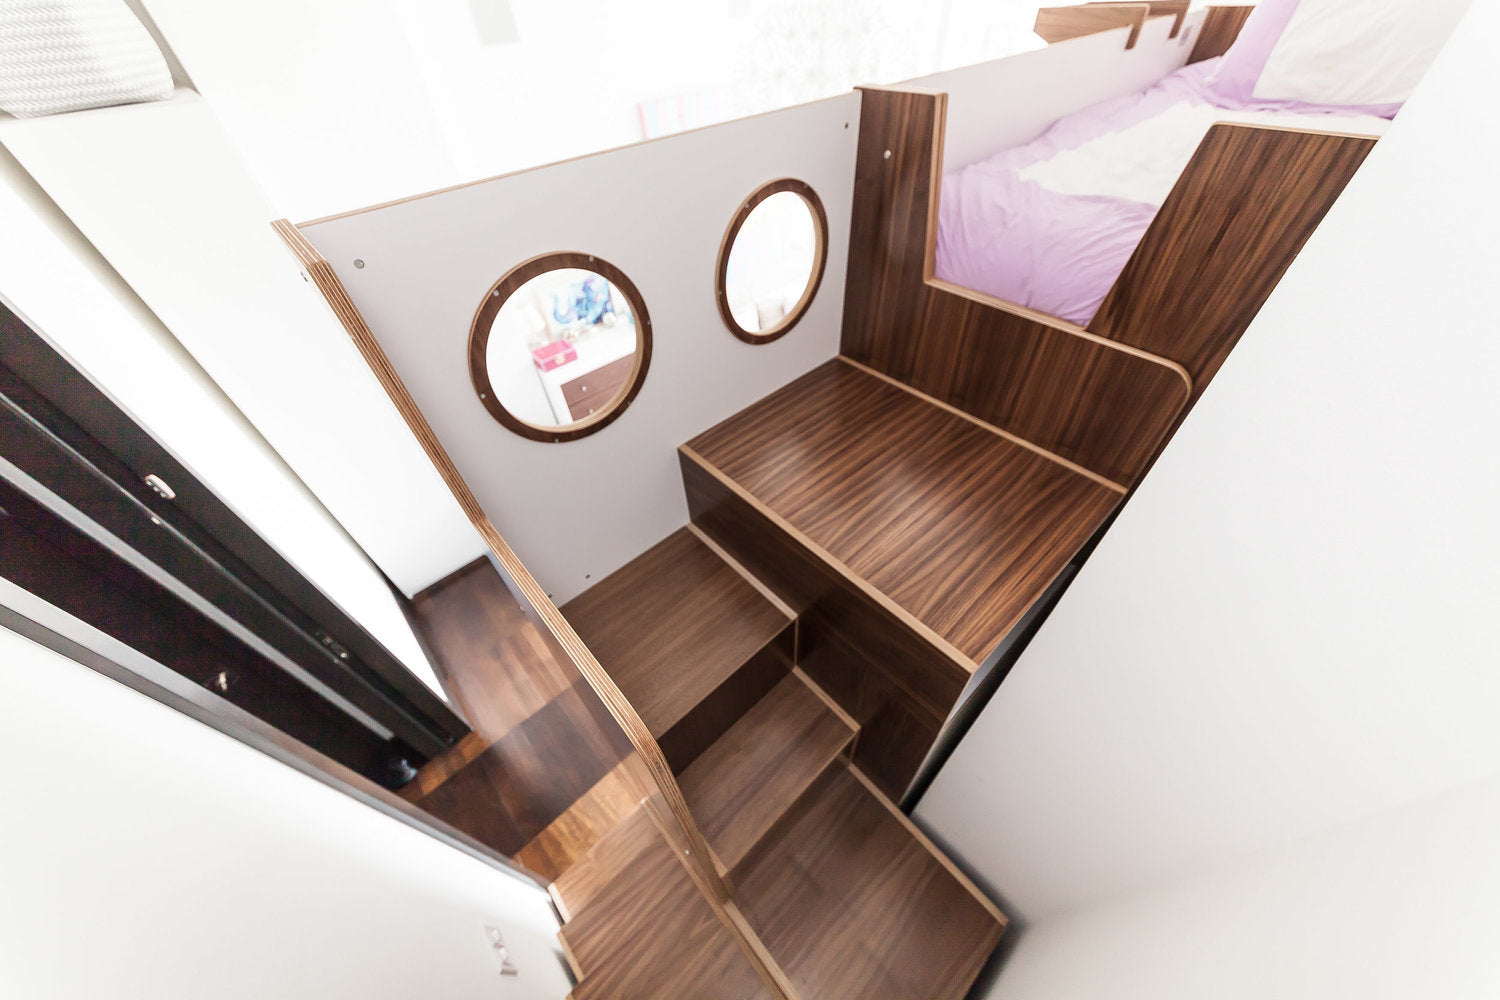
[
  {"left": 562, "top": 527, "right": 794, "bottom": 772},
  {"left": 558, "top": 807, "right": 773, "bottom": 999},
  {"left": 680, "top": 357, "right": 1122, "bottom": 795},
  {"left": 680, "top": 672, "right": 855, "bottom": 878},
  {"left": 734, "top": 764, "right": 1007, "bottom": 1000}
]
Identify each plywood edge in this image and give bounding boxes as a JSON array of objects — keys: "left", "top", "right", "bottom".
[
  {"left": 677, "top": 443, "right": 980, "bottom": 678},
  {"left": 837, "top": 356, "right": 1129, "bottom": 494},
  {"left": 847, "top": 765, "right": 1009, "bottom": 929},
  {"left": 640, "top": 793, "right": 803, "bottom": 1000},
  {"left": 685, "top": 523, "right": 799, "bottom": 621},
  {"left": 1209, "top": 120, "right": 1387, "bottom": 142},
  {"left": 271, "top": 219, "right": 733, "bottom": 906}
]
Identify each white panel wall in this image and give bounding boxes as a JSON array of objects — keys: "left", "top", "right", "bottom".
[
  {"left": 0, "top": 621, "right": 569, "bottom": 1000},
  {"left": 915, "top": 0, "right": 1500, "bottom": 924},
  {"left": 0, "top": 148, "right": 445, "bottom": 697},
  {"left": 303, "top": 96, "right": 859, "bottom": 603},
  {"left": 137, "top": 0, "right": 465, "bottom": 222},
  {"left": 908, "top": 12, "right": 1199, "bottom": 171},
  {"left": 0, "top": 94, "right": 487, "bottom": 596},
  {"left": 987, "top": 775, "right": 1500, "bottom": 1000}
]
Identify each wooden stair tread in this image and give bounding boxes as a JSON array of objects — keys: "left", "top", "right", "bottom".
[
  {"left": 550, "top": 803, "right": 659, "bottom": 920},
  {"left": 684, "top": 358, "right": 1120, "bottom": 664},
  {"left": 559, "top": 807, "right": 771, "bottom": 999},
  {"left": 562, "top": 528, "right": 792, "bottom": 739},
  {"left": 734, "top": 765, "right": 1006, "bottom": 1000},
  {"left": 679, "top": 673, "right": 855, "bottom": 874}
]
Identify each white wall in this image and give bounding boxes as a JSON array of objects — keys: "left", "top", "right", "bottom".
[
  {"left": 302, "top": 95, "right": 858, "bottom": 603},
  {"left": 0, "top": 146, "right": 446, "bottom": 697},
  {"left": 916, "top": 0, "right": 1500, "bottom": 924},
  {"left": 0, "top": 619, "right": 569, "bottom": 1000},
  {"left": 986, "top": 774, "right": 1500, "bottom": 1000},
  {"left": 0, "top": 93, "right": 487, "bottom": 596}
]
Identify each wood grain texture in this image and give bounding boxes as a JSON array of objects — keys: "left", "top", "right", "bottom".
[
  {"left": 735, "top": 765, "right": 1005, "bottom": 1000},
  {"left": 1187, "top": 5, "right": 1255, "bottom": 63},
  {"left": 685, "top": 360, "right": 1120, "bottom": 665},
  {"left": 562, "top": 528, "right": 794, "bottom": 771},
  {"left": 679, "top": 673, "right": 855, "bottom": 876},
  {"left": 1035, "top": 3, "right": 1151, "bottom": 48},
  {"left": 275, "top": 219, "right": 734, "bottom": 906},
  {"left": 560, "top": 807, "right": 775, "bottom": 1000},
  {"left": 1090, "top": 124, "right": 1377, "bottom": 393},
  {"left": 1092, "top": 0, "right": 1189, "bottom": 38},
  {"left": 467, "top": 251, "right": 652, "bottom": 443},
  {"left": 840, "top": 88, "right": 1191, "bottom": 487},
  {"left": 407, "top": 678, "right": 632, "bottom": 856},
  {"left": 715, "top": 177, "right": 829, "bottom": 345},
  {"left": 513, "top": 756, "right": 647, "bottom": 883}
]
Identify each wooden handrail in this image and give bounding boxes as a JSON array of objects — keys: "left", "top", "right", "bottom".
[{"left": 271, "top": 221, "right": 741, "bottom": 919}]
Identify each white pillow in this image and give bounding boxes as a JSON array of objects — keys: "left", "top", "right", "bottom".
[
  {"left": 0, "top": 0, "right": 173, "bottom": 118},
  {"left": 1253, "top": 0, "right": 1473, "bottom": 107}
]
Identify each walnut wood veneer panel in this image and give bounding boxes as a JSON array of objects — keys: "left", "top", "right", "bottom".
[
  {"left": 562, "top": 528, "right": 794, "bottom": 771},
  {"left": 1090, "top": 124, "right": 1377, "bottom": 392},
  {"left": 561, "top": 808, "right": 773, "bottom": 999},
  {"left": 685, "top": 360, "right": 1120, "bottom": 665},
  {"left": 840, "top": 88, "right": 1191, "bottom": 487},
  {"left": 735, "top": 766, "right": 1005, "bottom": 1000},
  {"left": 1035, "top": 3, "right": 1151, "bottom": 48},
  {"left": 679, "top": 673, "right": 855, "bottom": 875},
  {"left": 1187, "top": 5, "right": 1255, "bottom": 63}
]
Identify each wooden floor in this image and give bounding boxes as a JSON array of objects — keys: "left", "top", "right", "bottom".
[
  {"left": 406, "top": 560, "right": 640, "bottom": 880},
  {"left": 685, "top": 358, "right": 1120, "bottom": 666}
]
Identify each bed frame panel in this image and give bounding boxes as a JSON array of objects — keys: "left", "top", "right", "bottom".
[
  {"left": 842, "top": 82, "right": 1378, "bottom": 486},
  {"left": 1187, "top": 5, "right": 1256, "bottom": 63},
  {"left": 1089, "top": 124, "right": 1377, "bottom": 393},
  {"left": 841, "top": 87, "right": 1191, "bottom": 489}
]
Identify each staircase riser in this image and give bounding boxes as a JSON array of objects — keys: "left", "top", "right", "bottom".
[{"left": 659, "top": 624, "right": 793, "bottom": 773}]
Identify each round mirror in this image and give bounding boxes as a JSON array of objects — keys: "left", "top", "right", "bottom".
[
  {"left": 469, "top": 253, "right": 651, "bottom": 443},
  {"left": 716, "top": 179, "right": 828, "bottom": 344}
]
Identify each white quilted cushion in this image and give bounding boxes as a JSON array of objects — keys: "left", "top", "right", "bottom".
[{"left": 0, "top": 0, "right": 172, "bottom": 118}]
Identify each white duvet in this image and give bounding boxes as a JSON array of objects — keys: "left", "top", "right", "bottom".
[{"left": 1018, "top": 101, "right": 1390, "bottom": 207}]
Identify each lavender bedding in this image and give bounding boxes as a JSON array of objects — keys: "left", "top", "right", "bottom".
[{"left": 933, "top": 59, "right": 1389, "bottom": 325}]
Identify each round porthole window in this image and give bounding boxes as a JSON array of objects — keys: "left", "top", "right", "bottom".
[
  {"left": 716, "top": 178, "right": 828, "bottom": 344},
  {"left": 469, "top": 253, "right": 651, "bottom": 443}
]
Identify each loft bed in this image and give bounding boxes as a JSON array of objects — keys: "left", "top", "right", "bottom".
[{"left": 931, "top": 0, "right": 1465, "bottom": 325}]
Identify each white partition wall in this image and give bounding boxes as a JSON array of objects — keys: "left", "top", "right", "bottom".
[
  {"left": 302, "top": 98, "right": 859, "bottom": 603},
  {"left": 915, "top": 0, "right": 1500, "bottom": 992}
]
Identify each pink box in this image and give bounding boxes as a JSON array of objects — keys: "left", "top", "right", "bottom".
[{"left": 531, "top": 341, "right": 577, "bottom": 371}]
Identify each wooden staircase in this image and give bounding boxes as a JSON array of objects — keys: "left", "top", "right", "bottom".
[{"left": 553, "top": 512, "right": 1008, "bottom": 995}]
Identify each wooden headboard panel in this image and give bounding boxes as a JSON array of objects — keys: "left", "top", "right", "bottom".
[{"left": 841, "top": 85, "right": 1377, "bottom": 486}]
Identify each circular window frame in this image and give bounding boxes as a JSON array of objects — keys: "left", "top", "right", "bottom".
[
  {"left": 715, "top": 178, "right": 829, "bottom": 345},
  {"left": 468, "top": 252, "right": 652, "bottom": 444}
]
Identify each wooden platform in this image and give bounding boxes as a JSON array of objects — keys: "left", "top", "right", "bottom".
[
  {"left": 735, "top": 765, "right": 1006, "bottom": 999},
  {"left": 563, "top": 528, "right": 794, "bottom": 772},
  {"left": 684, "top": 359, "right": 1119, "bottom": 667}
]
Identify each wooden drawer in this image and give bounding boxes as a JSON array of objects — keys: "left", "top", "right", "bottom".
[{"left": 562, "top": 355, "right": 634, "bottom": 420}]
